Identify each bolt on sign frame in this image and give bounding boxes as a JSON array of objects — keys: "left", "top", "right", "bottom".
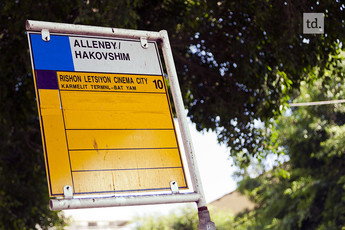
[{"left": 26, "top": 20, "right": 208, "bottom": 211}]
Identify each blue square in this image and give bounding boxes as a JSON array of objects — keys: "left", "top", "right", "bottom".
[{"left": 30, "top": 33, "right": 75, "bottom": 71}]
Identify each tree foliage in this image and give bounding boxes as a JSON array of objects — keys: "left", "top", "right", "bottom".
[
  {"left": 173, "top": 1, "right": 345, "bottom": 165},
  {"left": 237, "top": 53, "right": 345, "bottom": 229}
]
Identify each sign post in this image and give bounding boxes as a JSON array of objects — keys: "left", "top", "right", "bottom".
[{"left": 26, "top": 20, "right": 215, "bottom": 229}]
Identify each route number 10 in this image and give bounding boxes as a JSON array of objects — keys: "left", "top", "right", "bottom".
[{"left": 153, "top": 79, "right": 164, "bottom": 89}]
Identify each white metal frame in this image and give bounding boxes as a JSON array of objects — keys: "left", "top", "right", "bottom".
[{"left": 26, "top": 20, "right": 208, "bottom": 211}]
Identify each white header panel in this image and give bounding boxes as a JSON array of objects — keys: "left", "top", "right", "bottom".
[{"left": 69, "top": 36, "right": 162, "bottom": 75}]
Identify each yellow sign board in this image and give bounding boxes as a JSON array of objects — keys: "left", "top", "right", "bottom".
[{"left": 28, "top": 32, "right": 188, "bottom": 197}]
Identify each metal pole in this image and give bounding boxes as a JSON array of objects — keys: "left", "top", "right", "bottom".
[
  {"left": 159, "top": 30, "right": 205, "bottom": 207},
  {"left": 159, "top": 30, "right": 215, "bottom": 230},
  {"left": 26, "top": 20, "right": 162, "bottom": 41},
  {"left": 50, "top": 193, "right": 200, "bottom": 211}
]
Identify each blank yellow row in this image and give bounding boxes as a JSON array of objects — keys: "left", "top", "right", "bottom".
[
  {"left": 73, "top": 167, "right": 187, "bottom": 194},
  {"left": 70, "top": 148, "right": 182, "bottom": 171},
  {"left": 66, "top": 129, "right": 179, "bottom": 150},
  {"left": 60, "top": 91, "right": 174, "bottom": 129}
]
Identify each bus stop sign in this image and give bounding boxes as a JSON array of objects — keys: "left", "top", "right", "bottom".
[{"left": 27, "top": 31, "right": 188, "bottom": 197}]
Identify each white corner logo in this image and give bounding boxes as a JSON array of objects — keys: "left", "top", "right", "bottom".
[{"left": 303, "top": 13, "right": 324, "bottom": 34}]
